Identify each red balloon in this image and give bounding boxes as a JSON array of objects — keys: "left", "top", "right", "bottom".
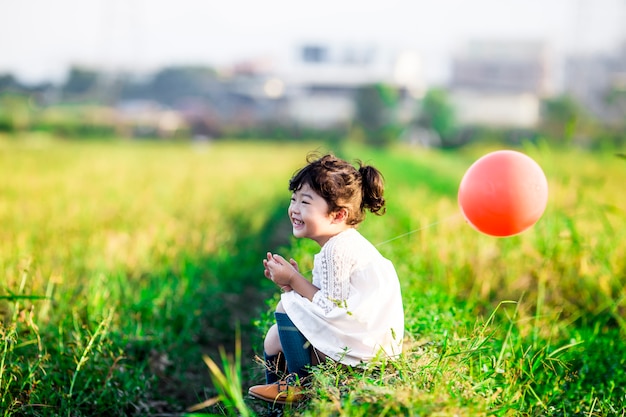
[{"left": 458, "top": 150, "right": 548, "bottom": 237}]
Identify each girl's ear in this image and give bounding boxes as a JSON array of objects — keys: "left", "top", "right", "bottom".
[{"left": 332, "top": 208, "right": 348, "bottom": 223}]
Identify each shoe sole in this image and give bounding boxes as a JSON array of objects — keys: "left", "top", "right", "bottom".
[{"left": 248, "top": 390, "right": 302, "bottom": 405}]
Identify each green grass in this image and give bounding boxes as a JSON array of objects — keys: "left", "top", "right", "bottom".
[
  {"left": 1, "top": 134, "right": 625, "bottom": 416},
  {"left": 0, "top": 134, "right": 316, "bottom": 415}
]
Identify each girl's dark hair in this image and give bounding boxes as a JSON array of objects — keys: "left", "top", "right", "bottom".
[{"left": 289, "top": 153, "right": 386, "bottom": 226}]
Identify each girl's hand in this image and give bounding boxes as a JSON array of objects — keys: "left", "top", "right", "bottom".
[
  {"left": 289, "top": 257, "right": 299, "bottom": 273},
  {"left": 265, "top": 253, "right": 319, "bottom": 303},
  {"left": 263, "top": 252, "right": 294, "bottom": 292},
  {"left": 262, "top": 252, "right": 272, "bottom": 279}
]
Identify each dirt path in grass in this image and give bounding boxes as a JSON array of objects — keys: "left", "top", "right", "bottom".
[{"left": 140, "top": 207, "right": 294, "bottom": 415}]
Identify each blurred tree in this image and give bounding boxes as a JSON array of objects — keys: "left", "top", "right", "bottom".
[
  {"left": 0, "top": 94, "right": 33, "bottom": 132},
  {"left": 149, "top": 66, "right": 219, "bottom": 105},
  {"left": 540, "top": 95, "right": 585, "bottom": 145},
  {"left": 605, "top": 85, "right": 626, "bottom": 125},
  {"left": 0, "top": 74, "right": 20, "bottom": 92},
  {"left": 417, "top": 88, "right": 458, "bottom": 147},
  {"left": 353, "top": 83, "right": 401, "bottom": 147},
  {"left": 62, "top": 67, "right": 100, "bottom": 98},
  {"left": 598, "top": 86, "right": 626, "bottom": 149}
]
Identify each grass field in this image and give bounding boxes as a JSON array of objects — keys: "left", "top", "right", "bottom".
[{"left": 1, "top": 134, "right": 624, "bottom": 416}]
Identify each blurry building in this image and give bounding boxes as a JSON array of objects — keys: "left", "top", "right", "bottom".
[
  {"left": 281, "top": 43, "right": 424, "bottom": 128},
  {"left": 449, "top": 40, "right": 551, "bottom": 128},
  {"left": 563, "top": 42, "right": 626, "bottom": 125}
]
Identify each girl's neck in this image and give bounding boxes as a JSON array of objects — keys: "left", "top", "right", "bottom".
[{"left": 316, "top": 225, "right": 354, "bottom": 247}]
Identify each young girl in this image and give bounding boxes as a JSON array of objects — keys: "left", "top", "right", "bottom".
[{"left": 248, "top": 153, "right": 404, "bottom": 404}]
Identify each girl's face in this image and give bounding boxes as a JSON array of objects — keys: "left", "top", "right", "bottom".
[{"left": 288, "top": 183, "right": 344, "bottom": 246}]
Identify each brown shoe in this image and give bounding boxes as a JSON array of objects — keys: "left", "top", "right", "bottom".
[{"left": 248, "top": 379, "right": 305, "bottom": 405}]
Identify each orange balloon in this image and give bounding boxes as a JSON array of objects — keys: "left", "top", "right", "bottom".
[{"left": 458, "top": 150, "right": 548, "bottom": 237}]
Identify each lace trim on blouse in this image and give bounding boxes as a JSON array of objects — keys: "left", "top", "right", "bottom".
[{"left": 312, "top": 230, "right": 357, "bottom": 313}]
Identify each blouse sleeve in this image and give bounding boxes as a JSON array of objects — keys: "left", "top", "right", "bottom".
[{"left": 311, "top": 237, "right": 354, "bottom": 314}]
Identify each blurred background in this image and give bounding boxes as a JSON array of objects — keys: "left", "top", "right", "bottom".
[{"left": 1, "top": 0, "right": 625, "bottom": 148}]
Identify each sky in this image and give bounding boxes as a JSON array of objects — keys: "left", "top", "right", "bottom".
[{"left": 1, "top": 0, "right": 625, "bottom": 85}]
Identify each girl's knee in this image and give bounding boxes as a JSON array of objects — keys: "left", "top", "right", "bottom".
[{"left": 264, "top": 324, "right": 281, "bottom": 355}]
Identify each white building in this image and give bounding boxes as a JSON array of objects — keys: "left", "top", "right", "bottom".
[
  {"left": 279, "top": 43, "right": 425, "bottom": 128},
  {"left": 563, "top": 42, "right": 626, "bottom": 125},
  {"left": 449, "top": 40, "right": 551, "bottom": 128}
]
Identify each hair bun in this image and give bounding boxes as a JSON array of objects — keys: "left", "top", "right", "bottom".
[{"left": 359, "top": 163, "right": 386, "bottom": 215}]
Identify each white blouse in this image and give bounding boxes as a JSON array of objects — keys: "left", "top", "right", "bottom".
[{"left": 281, "top": 228, "right": 404, "bottom": 366}]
